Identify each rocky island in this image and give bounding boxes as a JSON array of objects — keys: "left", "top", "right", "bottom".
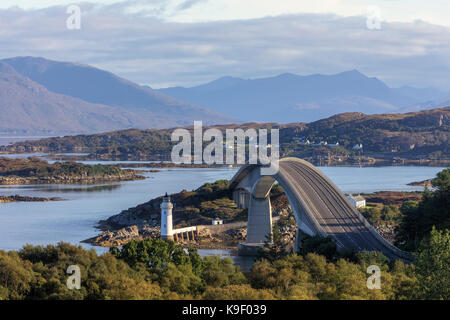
[
  {"left": 84, "top": 180, "right": 293, "bottom": 248},
  {"left": 0, "top": 157, "right": 145, "bottom": 185},
  {"left": 0, "top": 195, "right": 62, "bottom": 203},
  {"left": 407, "top": 179, "right": 434, "bottom": 187}
]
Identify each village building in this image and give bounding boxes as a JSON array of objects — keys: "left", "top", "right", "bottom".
[
  {"left": 347, "top": 194, "right": 366, "bottom": 208},
  {"left": 212, "top": 217, "right": 223, "bottom": 225}
]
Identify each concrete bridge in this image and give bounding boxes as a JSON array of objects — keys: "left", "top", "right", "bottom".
[{"left": 230, "top": 157, "right": 413, "bottom": 262}]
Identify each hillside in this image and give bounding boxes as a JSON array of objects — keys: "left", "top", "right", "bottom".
[
  {"left": 2, "top": 107, "right": 449, "bottom": 162},
  {"left": 297, "top": 107, "right": 449, "bottom": 156},
  {"left": 158, "top": 71, "right": 448, "bottom": 122},
  {"left": 0, "top": 57, "right": 234, "bottom": 134}
]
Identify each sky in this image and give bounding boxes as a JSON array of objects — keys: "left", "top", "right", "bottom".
[{"left": 0, "top": 0, "right": 449, "bottom": 89}]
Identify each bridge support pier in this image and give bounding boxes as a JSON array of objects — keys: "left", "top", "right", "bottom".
[{"left": 246, "top": 195, "right": 272, "bottom": 244}]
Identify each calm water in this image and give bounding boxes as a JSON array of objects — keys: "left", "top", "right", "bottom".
[{"left": 0, "top": 160, "right": 447, "bottom": 267}]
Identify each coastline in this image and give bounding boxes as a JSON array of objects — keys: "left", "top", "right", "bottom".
[
  {"left": 0, "top": 173, "right": 145, "bottom": 185},
  {"left": 2, "top": 150, "right": 449, "bottom": 168},
  {"left": 0, "top": 195, "right": 63, "bottom": 203}
]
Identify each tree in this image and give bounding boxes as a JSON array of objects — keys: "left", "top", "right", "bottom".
[
  {"left": 259, "top": 225, "right": 291, "bottom": 262},
  {"left": 111, "top": 238, "right": 189, "bottom": 270},
  {"left": 396, "top": 169, "right": 450, "bottom": 251},
  {"left": 203, "top": 284, "right": 275, "bottom": 300},
  {"left": 0, "top": 251, "right": 35, "bottom": 299},
  {"left": 356, "top": 251, "right": 390, "bottom": 272},
  {"left": 188, "top": 248, "right": 203, "bottom": 276},
  {"left": 298, "top": 235, "right": 338, "bottom": 261},
  {"left": 415, "top": 227, "right": 450, "bottom": 299},
  {"left": 201, "top": 256, "right": 245, "bottom": 288},
  {"left": 363, "top": 207, "right": 382, "bottom": 226}
]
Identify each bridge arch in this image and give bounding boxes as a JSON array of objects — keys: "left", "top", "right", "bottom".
[{"left": 229, "top": 157, "right": 412, "bottom": 262}]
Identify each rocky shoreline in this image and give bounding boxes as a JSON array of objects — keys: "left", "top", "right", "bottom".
[
  {"left": 3, "top": 150, "right": 448, "bottom": 168},
  {"left": 407, "top": 178, "right": 433, "bottom": 187},
  {"left": 83, "top": 225, "right": 156, "bottom": 247},
  {"left": 43, "top": 158, "right": 231, "bottom": 169},
  {"left": 37, "top": 155, "right": 450, "bottom": 168},
  {"left": 0, "top": 194, "right": 63, "bottom": 203},
  {"left": 0, "top": 172, "right": 145, "bottom": 185},
  {"left": 82, "top": 224, "right": 249, "bottom": 248}
]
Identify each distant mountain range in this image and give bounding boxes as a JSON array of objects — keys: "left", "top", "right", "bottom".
[
  {"left": 158, "top": 71, "right": 450, "bottom": 122},
  {"left": 0, "top": 57, "right": 234, "bottom": 135},
  {"left": 1, "top": 56, "right": 449, "bottom": 135}
]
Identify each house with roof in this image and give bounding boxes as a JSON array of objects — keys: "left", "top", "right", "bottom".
[
  {"left": 212, "top": 217, "right": 224, "bottom": 225},
  {"left": 347, "top": 194, "right": 366, "bottom": 208}
]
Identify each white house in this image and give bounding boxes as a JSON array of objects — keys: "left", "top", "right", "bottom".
[
  {"left": 298, "top": 139, "right": 310, "bottom": 145},
  {"left": 212, "top": 217, "right": 223, "bottom": 225},
  {"left": 352, "top": 143, "right": 363, "bottom": 150},
  {"left": 328, "top": 142, "right": 339, "bottom": 147},
  {"left": 347, "top": 194, "right": 366, "bottom": 208}
]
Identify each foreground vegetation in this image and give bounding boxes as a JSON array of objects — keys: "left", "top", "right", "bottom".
[{"left": 0, "top": 224, "right": 448, "bottom": 300}]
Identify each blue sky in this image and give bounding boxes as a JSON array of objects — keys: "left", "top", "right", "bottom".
[{"left": 0, "top": 1, "right": 449, "bottom": 89}]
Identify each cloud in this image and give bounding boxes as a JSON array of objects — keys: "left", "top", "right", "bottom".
[
  {"left": 176, "top": 0, "right": 207, "bottom": 11},
  {"left": 0, "top": 4, "right": 449, "bottom": 90}
]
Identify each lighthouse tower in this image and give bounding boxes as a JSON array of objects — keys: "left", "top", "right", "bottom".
[{"left": 160, "top": 193, "right": 174, "bottom": 241}]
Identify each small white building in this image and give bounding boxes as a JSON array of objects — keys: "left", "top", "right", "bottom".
[
  {"left": 352, "top": 143, "right": 363, "bottom": 150},
  {"left": 328, "top": 142, "right": 339, "bottom": 147},
  {"left": 298, "top": 139, "right": 310, "bottom": 145},
  {"left": 347, "top": 194, "right": 366, "bottom": 208},
  {"left": 212, "top": 217, "right": 223, "bottom": 225}
]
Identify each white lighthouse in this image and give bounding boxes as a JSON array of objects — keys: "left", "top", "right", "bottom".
[{"left": 160, "top": 193, "right": 174, "bottom": 241}]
